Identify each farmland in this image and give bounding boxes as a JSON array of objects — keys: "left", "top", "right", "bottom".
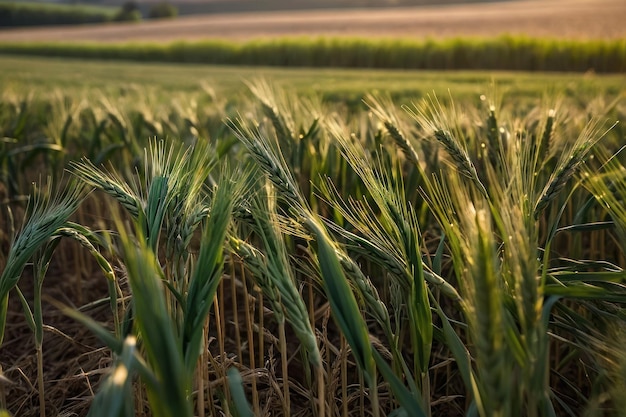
[
  {"left": 1, "top": 55, "right": 625, "bottom": 416},
  {"left": 1, "top": 0, "right": 626, "bottom": 416},
  {"left": 0, "top": 0, "right": 624, "bottom": 42}
]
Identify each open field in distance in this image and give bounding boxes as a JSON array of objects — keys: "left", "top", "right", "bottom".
[
  {"left": 99, "top": 0, "right": 522, "bottom": 15},
  {"left": 2, "top": 55, "right": 624, "bottom": 106},
  {"left": 0, "top": 0, "right": 624, "bottom": 43}
]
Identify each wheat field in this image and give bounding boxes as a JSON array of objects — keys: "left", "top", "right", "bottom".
[
  {"left": 0, "top": 73, "right": 625, "bottom": 416},
  {"left": 0, "top": 1, "right": 625, "bottom": 413}
]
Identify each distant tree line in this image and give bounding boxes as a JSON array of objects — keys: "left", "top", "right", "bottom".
[
  {"left": 148, "top": 2, "right": 178, "bottom": 19},
  {"left": 0, "top": 1, "right": 177, "bottom": 28}
]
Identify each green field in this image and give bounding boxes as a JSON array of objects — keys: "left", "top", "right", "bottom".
[
  {"left": 1, "top": 36, "right": 625, "bottom": 73},
  {"left": 1, "top": 54, "right": 626, "bottom": 417}
]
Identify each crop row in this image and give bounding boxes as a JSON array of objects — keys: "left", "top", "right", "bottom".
[{"left": 1, "top": 35, "right": 625, "bottom": 72}]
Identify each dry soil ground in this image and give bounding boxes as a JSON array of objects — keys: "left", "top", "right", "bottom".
[{"left": 0, "top": 0, "right": 624, "bottom": 43}]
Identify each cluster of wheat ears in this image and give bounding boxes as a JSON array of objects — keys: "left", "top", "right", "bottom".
[{"left": 0, "top": 82, "right": 625, "bottom": 416}]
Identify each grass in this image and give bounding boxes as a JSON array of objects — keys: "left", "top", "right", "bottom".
[
  {"left": 0, "top": 55, "right": 625, "bottom": 107},
  {"left": 0, "top": 68, "right": 625, "bottom": 416}
]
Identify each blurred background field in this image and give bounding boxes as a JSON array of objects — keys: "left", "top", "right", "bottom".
[
  {"left": 2, "top": 55, "right": 624, "bottom": 102},
  {"left": 1, "top": 0, "right": 625, "bottom": 41},
  {"left": 1, "top": 0, "right": 624, "bottom": 73}
]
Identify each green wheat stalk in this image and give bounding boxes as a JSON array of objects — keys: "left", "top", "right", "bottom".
[
  {"left": 365, "top": 94, "right": 420, "bottom": 167},
  {"left": 230, "top": 115, "right": 381, "bottom": 416},
  {"left": 404, "top": 96, "right": 489, "bottom": 199},
  {"left": 534, "top": 119, "right": 617, "bottom": 218},
  {"left": 0, "top": 179, "right": 85, "bottom": 344}
]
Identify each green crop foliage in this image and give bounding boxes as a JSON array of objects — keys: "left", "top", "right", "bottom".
[
  {"left": 0, "top": 35, "right": 624, "bottom": 72},
  {"left": 0, "top": 73, "right": 625, "bottom": 416}
]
